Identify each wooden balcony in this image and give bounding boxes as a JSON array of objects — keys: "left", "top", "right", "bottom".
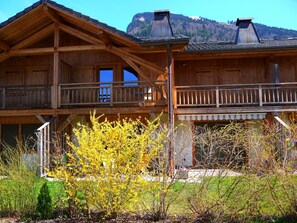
[
  {"left": 0, "top": 85, "right": 51, "bottom": 109},
  {"left": 58, "top": 80, "right": 167, "bottom": 107},
  {"left": 175, "top": 82, "right": 297, "bottom": 108}
]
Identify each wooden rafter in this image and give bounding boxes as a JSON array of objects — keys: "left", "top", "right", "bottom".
[
  {"left": 47, "top": 4, "right": 140, "bottom": 48},
  {"left": 43, "top": 5, "right": 61, "bottom": 23},
  {"left": 0, "top": 40, "right": 9, "bottom": 50},
  {"left": 13, "top": 23, "right": 55, "bottom": 49},
  {"left": 123, "top": 56, "right": 167, "bottom": 98},
  {"left": 0, "top": 23, "right": 55, "bottom": 63},
  {"left": 59, "top": 23, "right": 103, "bottom": 45},
  {"left": 98, "top": 32, "right": 111, "bottom": 47},
  {"left": 107, "top": 46, "right": 166, "bottom": 75},
  {"left": 105, "top": 44, "right": 168, "bottom": 97}
]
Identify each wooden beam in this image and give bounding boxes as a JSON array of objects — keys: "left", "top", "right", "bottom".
[
  {"left": 124, "top": 56, "right": 166, "bottom": 98},
  {"left": 0, "top": 51, "right": 11, "bottom": 63},
  {"left": 57, "top": 114, "right": 77, "bottom": 131},
  {"left": 43, "top": 5, "right": 61, "bottom": 23},
  {"left": 0, "top": 40, "right": 9, "bottom": 50},
  {"left": 59, "top": 23, "right": 103, "bottom": 45},
  {"left": 98, "top": 32, "right": 111, "bottom": 47},
  {"left": 0, "top": 23, "right": 55, "bottom": 63},
  {"left": 13, "top": 23, "right": 55, "bottom": 49},
  {"left": 9, "top": 45, "right": 105, "bottom": 56},
  {"left": 11, "top": 47, "right": 54, "bottom": 55},
  {"left": 52, "top": 23, "right": 60, "bottom": 109},
  {"left": 58, "top": 45, "right": 105, "bottom": 52},
  {"left": 11, "top": 46, "right": 95, "bottom": 55},
  {"left": 0, "top": 106, "right": 166, "bottom": 117},
  {"left": 107, "top": 46, "right": 166, "bottom": 75},
  {"left": 47, "top": 4, "right": 140, "bottom": 48}
]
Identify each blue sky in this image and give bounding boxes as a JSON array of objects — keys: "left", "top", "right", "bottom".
[{"left": 0, "top": 0, "right": 297, "bottom": 32}]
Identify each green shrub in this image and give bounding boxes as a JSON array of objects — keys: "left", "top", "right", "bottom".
[{"left": 36, "top": 182, "right": 52, "bottom": 220}]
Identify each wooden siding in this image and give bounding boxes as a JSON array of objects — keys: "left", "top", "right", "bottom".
[{"left": 175, "top": 56, "right": 297, "bottom": 86}]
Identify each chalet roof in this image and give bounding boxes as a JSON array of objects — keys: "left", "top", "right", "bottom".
[
  {"left": 140, "top": 35, "right": 189, "bottom": 45},
  {"left": 0, "top": 0, "right": 140, "bottom": 43},
  {"left": 0, "top": 0, "right": 188, "bottom": 50},
  {"left": 183, "top": 38, "right": 297, "bottom": 53}
]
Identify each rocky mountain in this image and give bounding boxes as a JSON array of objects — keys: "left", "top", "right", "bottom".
[{"left": 127, "top": 12, "right": 297, "bottom": 42}]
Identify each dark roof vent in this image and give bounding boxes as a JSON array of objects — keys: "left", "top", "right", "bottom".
[
  {"left": 150, "top": 10, "right": 173, "bottom": 38},
  {"left": 235, "top": 17, "right": 260, "bottom": 44}
]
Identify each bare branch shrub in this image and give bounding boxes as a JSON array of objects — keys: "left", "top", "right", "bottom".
[
  {"left": 140, "top": 121, "right": 192, "bottom": 220},
  {"left": 188, "top": 119, "right": 297, "bottom": 222}
]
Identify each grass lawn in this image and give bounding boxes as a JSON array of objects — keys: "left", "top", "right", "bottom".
[{"left": 1, "top": 175, "right": 296, "bottom": 222}]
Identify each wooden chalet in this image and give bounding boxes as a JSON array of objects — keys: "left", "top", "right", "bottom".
[{"left": 0, "top": 1, "right": 297, "bottom": 170}]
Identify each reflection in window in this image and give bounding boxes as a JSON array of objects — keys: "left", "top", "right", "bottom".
[{"left": 124, "top": 67, "right": 138, "bottom": 86}]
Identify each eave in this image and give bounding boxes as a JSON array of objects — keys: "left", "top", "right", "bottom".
[{"left": 175, "top": 47, "right": 297, "bottom": 60}]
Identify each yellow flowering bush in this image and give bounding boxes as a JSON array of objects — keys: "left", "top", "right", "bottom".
[{"left": 51, "top": 113, "right": 166, "bottom": 217}]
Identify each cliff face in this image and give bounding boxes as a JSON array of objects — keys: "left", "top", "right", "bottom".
[{"left": 127, "top": 12, "right": 297, "bottom": 42}]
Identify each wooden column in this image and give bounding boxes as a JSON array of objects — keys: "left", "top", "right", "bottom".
[
  {"left": 167, "top": 44, "right": 175, "bottom": 174},
  {"left": 52, "top": 23, "right": 60, "bottom": 109}
]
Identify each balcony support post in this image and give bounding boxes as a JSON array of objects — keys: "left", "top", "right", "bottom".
[
  {"left": 167, "top": 44, "right": 174, "bottom": 175},
  {"left": 52, "top": 23, "right": 60, "bottom": 109}
]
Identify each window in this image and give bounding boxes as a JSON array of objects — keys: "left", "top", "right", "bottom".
[
  {"left": 98, "top": 68, "right": 113, "bottom": 102},
  {"left": 123, "top": 67, "right": 138, "bottom": 86}
]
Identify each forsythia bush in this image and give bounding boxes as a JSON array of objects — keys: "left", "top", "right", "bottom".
[{"left": 51, "top": 113, "right": 166, "bottom": 217}]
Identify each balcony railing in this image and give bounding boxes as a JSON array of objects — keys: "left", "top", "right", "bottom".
[
  {"left": 59, "top": 80, "right": 167, "bottom": 107},
  {"left": 175, "top": 82, "right": 297, "bottom": 108},
  {"left": 0, "top": 85, "right": 51, "bottom": 109}
]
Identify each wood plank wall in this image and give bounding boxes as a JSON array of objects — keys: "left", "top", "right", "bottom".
[{"left": 175, "top": 56, "right": 297, "bottom": 86}]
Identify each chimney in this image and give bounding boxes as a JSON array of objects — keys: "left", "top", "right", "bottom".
[
  {"left": 150, "top": 10, "right": 174, "bottom": 38},
  {"left": 235, "top": 18, "right": 260, "bottom": 44}
]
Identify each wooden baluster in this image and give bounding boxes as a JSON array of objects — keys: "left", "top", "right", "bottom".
[
  {"left": 259, "top": 85, "right": 263, "bottom": 106},
  {"left": 110, "top": 84, "right": 113, "bottom": 106},
  {"left": 180, "top": 90, "right": 183, "bottom": 105},
  {"left": 216, "top": 87, "right": 219, "bottom": 107},
  {"left": 224, "top": 90, "right": 228, "bottom": 105}
]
